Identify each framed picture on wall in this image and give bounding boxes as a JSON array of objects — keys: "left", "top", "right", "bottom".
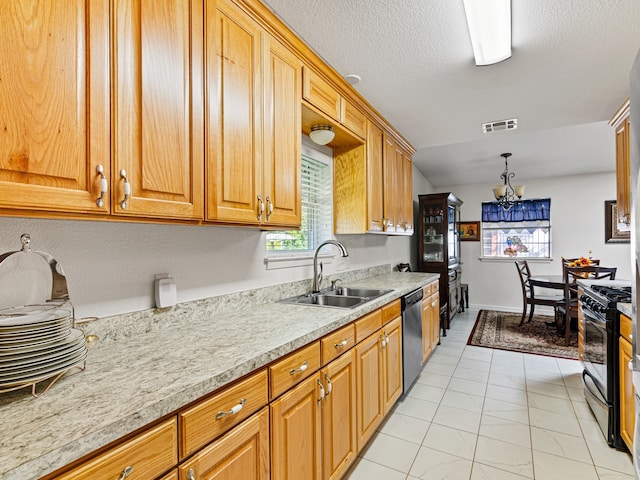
[
  {"left": 459, "top": 221, "right": 480, "bottom": 241},
  {"left": 605, "top": 200, "right": 630, "bottom": 244}
]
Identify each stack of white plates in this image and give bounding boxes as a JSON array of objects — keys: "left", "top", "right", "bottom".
[{"left": 0, "top": 304, "right": 88, "bottom": 390}]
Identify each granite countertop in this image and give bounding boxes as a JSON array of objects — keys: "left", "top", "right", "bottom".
[
  {"left": 0, "top": 271, "right": 437, "bottom": 479},
  {"left": 619, "top": 302, "right": 632, "bottom": 318}
]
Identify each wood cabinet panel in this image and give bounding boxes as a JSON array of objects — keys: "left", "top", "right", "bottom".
[
  {"left": 354, "top": 309, "right": 382, "bottom": 344},
  {"left": 179, "top": 407, "right": 269, "bottom": 480},
  {"left": 269, "top": 341, "right": 320, "bottom": 400},
  {"left": 53, "top": 418, "right": 177, "bottom": 480},
  {"left": 367, "top": 122, "right": 385, "bottom": 233},
  {"left": 321, "top": 323, "right": 355, "bottom": 366},
  {"left": 179, "top": 369, "right": 268, "bottom": 459},
  {"left": 611, "top": 99, "right": 631, "bottom": 225},
  {"left": 270, "top": 374, "right": 322, "bottom": 480},
  {"left": 302, "top": 67, "right": 341, "bottom": 122},
  {"left": 262, "top": 34, "right": 302, "bottom": 227},
  {"left": 430, "top": 292, "right": 440, "bottom": 351},
  {"left": 112, "top": 0, "right": 203, "bottom": 219},
  {"left": 206, "top": 0, "right": 262, "bottom": 224},
  {"left": 0, "top": 0, "right": 110, "bottom": 214},
  {"left": 382, "top": 316, "right": 402, "bottom": 414},
  {"left": 355, "top": 330, "right": 384, "bottom": 451},
  {"left": 381, "top": 299, "right": 401, "bottom": 325},
  {"left": 160, "top": 469, "right": 178, "bottom": 480},
  {"left": 621, "top": 314, "right": 632, "bottom": 343},
  {"left": 619, "top": 335, "right": 634, "bottom": 451},
  {"left": 401, "top": 152, "right": 414, "bottom": 234},
  {"left": 383, "top": 136, "right": 401, "bottom": 233},
  {"left": 422, "top": 295, "right": 433, "bottom": 363},
  {"left": 341, "top": 101, "right": 367, "bottom": 139},
  {"left": 333, "top": 144, "right": 368, "bottom": 234},
  {"left": 321, "top": 350, "right": 357, "bottom": 480}
]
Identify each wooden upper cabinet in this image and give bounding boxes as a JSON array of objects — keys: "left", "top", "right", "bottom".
[
  {"left": 341, "top": 100, "right": 367, "bottom": 140},
  {"left": 383, "top": 136, "right": 400, "bottom": 233},
  {"left": 0, "top": 0, "right": 110, "bottom": 214},
  {"left": 206, "top": 0, "right": 301, "bottom": 228},
  {"left": 112, "top": 0, "right": 204, "bottom": 220},
  {"left": 367, "top": 122, "right": 385, "bottom": 233},
  {"left": 610, "top": 99, "right": 631, "bottom": 225},
  {"left": 401, "top": 150, "right": 414, "bottom": 234},
  {"left": 303, "top": 67, "right": 341, "bottom": 123}
]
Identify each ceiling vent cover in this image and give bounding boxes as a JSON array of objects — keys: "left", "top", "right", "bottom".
[{"left": 482, "top": 118, "right": 518, "bottom": 133}]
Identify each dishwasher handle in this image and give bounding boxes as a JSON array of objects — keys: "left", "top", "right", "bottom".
[{"left": 402, "top": 288, "right": 424, "bottom": 309}]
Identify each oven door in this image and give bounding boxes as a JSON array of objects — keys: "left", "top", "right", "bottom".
[{"left": 582, "top": 307, "right": 608, "bottom": 397}]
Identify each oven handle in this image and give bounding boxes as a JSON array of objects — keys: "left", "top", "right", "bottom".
[
  {"left": 582, "top": 369, "right": 606, "bottom": 402},
  {"left": 582, "top": 308, "right": 607, "bottom": 330}
]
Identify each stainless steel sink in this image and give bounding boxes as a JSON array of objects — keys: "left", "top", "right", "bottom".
[
  {"left": 278, "top": 286, "right": 393, "bottom": 309},
  {"left": 328, "top": 287, "right": 393, "bottom": 298}
]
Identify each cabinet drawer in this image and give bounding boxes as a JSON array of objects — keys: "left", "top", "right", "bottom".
[
  {"left": 423, "top": 283, "right": 433, "bottom": 297},
  {"left": 355, "top": 309, "right": 382, "bottom": 344},
  {"left": 321, "top": 323, "right": 355, "bottom": 366},
  {"left": 302, "top": 66, "right": 341, "bottom": 122},
  {"left": 179, "top": 369, "right": 268, "bottom": 459},
  {"left": 269, "top": 341, "right": 320, "bottom": 399},
  {"left": 381, "top": 299, "right": 401, "bottom": 325},
  {"left": 621, "top": 313, "right": 632, "bottom": 343},
  {"left": 341, "top": 100, "right": 366, "bottom": 139},
  {"left": 53, "top": 418, "right": 177, "bottom": 480}
]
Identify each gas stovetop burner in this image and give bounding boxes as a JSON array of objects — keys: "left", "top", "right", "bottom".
[{"left": 590, "top": 285, "right": 632, "bottom": 303}]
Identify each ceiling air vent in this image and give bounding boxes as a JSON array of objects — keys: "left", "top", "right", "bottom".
[{"left": 482, "top": 118, "right": 518, "bottom": 133}]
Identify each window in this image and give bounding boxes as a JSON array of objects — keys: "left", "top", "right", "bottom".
[
  {"left": 481, "top": 199, "right": 551, "bottom": 259},
  {"left": 266, "top": 148, "right": 332, "bottom": 253}
]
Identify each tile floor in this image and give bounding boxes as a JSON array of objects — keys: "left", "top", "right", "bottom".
[{"left": 344, "top": 307, "right": 635, "bottom": 480}]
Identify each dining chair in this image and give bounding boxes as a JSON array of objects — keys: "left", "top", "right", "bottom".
[
  {"left": 556, "top": 265, "right": 617, "bottom": 345},
  {"left": 515, "top": 260, "right": 564, "bottom": 326}
]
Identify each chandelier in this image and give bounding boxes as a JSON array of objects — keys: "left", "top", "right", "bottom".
[{"left": 492, "top": 153, "right": 525, "bottom": 210}]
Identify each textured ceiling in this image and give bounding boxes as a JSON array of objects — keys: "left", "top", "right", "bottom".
[{"left": 262, "top": 0, "right": 640, "bottom": 187}]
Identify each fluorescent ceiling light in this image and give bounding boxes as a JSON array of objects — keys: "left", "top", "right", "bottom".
[{"left": 463, "top": 0, "right": 512, "bottom": 66}]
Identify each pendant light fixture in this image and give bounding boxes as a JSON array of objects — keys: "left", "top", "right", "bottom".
[{"left": 492, "top": 152, "right": 525, "bottom": 210}]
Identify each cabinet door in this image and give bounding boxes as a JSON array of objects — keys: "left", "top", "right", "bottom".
[
  {"left": 0, "top": 0, "right": 110, "bottom": 214},
  {"left": 355, "top": 330, "right": 384, "bottom": 451},
  {"left": 270, "top": 374, "right": 322, "bottom": 480},
  {"left": 366, "top": 122, "right": 385, "bottom": 233},
  {"left": 402, "top": 152, "right": 414, "bottom": 234},
  {"left": 382, "top": 317, "right": 403, "bottom": 414},
  {"left": 321, "top": 350, "right": 357, "bottom": 480},
  {"left": 112, "top": 0, "right": 204, "bottom": 220},
  {"left": 422, "top": 296, "right": 433, "bottom": 363},
  {"left": 206, "top": 0, "right": 262, "bottom": 224},
  {"left": 262, "top": 34, "right": 302, "bottom": 228},
  {"left": 179, "top": 408, "right": 269, "bottom": 480},
  {"left": 383, "top": 135, "right": 400, "bottom": 233},
  {"left": 430, "top": 293, "right": 440, "bottom": 350},
  {"left": 619, "top": 337, "right": 635, "bottom": 451},
  {"left": 615, "top": 117, "right": 631, "bottom": 224}
]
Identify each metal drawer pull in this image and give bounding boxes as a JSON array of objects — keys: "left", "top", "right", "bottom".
[
  {"left": 119, "top": 170, "right": 131, "bottom": 209},
  {"left": 257, "top": 195, "right": 264, "bottom": 221},
  {"left": 318, "top": 379, "right": 325, "bottom": 403},
  {"left": 290, "top": 361, "right": 308, "bottom": 375},
  {"left": 334, "top": 339, "right": 348, "bottom": 348},
  {"left": 216, "top": 398, "right": 246, "bottom": 419},
  {"left": 266, "top": 195, "right": 273, "bottom": 220},
  {"left": 325, "top": 373, "right": 333, "bottom": 396},
  {"left": 380, "top": 335, "right": 387, "bottom": 349},
  {"left": 117, "top": 466, "right": 134, "bottom": 480},
  {"left": 187, "top": 468, "right": 196, "bottom": 480},
  {"left": 95, "top": 164, "right": 108, "bottom": 207}
]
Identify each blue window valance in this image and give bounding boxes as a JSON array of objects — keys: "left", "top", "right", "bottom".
[{"left": 481, "top": 198, "right": 551, "bottom": 222}]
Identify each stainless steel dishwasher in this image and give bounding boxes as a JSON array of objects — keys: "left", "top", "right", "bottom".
[{"left": 401, "top": 288, "right": 424, "bottom": 393}]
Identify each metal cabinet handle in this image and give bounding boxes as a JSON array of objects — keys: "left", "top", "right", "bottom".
[
  {"left": 187, "top": 468, "right": 196, "bottom": 480},
  {"left": 119, "top": 170, "right": 131, "bottom": 209},
  {"left": 265, "top": 195, "right": 273, "bottom": 221},
  {"left": 290, "top": 361, "right": 308, "bottom": 375},
  {"left": 380, "top": 335, "right": 386, "bottom": 349},
  {"left": 385, "top": 333, "right": 390, "bottom": 345},
  {"left": 216, "top": 398, "right": 246, "bottom": 419},
  {"left": 117, "top": 466, "right": 134, "bottom": 480},
  {"left": 325, "top": 373, "right": 333, "bottom": 396},
  {"left": 318, "top": 378, "right": 325, "bottom": 403},
  {"left": 257, "top": 195, "right": 265, "bottom": 221},
  {"left": 95, "top": 164, "right": 108, "bottom": 207},
  {"left": 334, "top": 339, "right": 348, "bottom": 348}
]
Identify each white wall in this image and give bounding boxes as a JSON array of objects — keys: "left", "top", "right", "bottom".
[
  {"left": 438, "top": 172, "right": 632, "bottom": 312},
  {"left": 0, "top": 165, "right": 433, "bottom": 319}
]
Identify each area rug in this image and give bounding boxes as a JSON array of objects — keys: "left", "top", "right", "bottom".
[{"left": 467, "top": 310, "right": 578, "bottom": 360}]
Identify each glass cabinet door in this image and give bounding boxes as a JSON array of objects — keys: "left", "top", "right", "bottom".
[
  {"left": 422, "top": 204, "right": 444, "bottom": 262},
  {"left": 447, "top": 204, "right": 459, "bottom": 265}
]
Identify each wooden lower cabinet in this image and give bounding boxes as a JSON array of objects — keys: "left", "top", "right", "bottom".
[
  {"left": 160, "top": 469, "right": 179, "bottom": 480},
  {"left": 355, "top": 329, "right": 384, "bottom": 451},
  {"left": 321, "top": 350, "right": 357, "bottom": 480},
  {"left": 619, "top": 314, "right": 635, "bottom": 451},
  {"left": 382, "top": 316, "right": 403, "bottom": 414},
  {"left": 430, "top": 293, "right": 440, "bottom": 352},
  {"left": 179, "top": 407, "right": 269, "bottom": 480},
  {"left": 421, "top": 285, "right": 440, "bottom": 364},
  {"left": 270, "top": 374, "right": 323, "bottom": 480}
]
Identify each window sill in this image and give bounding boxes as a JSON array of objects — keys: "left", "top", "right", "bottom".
[
  {"left": 479, "top": 257, "right": 554, "bottom": 263},
  {"left": 264, "top": 252, "right": 334, "bottom": 270}
]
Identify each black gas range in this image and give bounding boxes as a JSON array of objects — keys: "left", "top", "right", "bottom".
[{"left": 580, "top": 283, "right": 631, "bottom": 449}]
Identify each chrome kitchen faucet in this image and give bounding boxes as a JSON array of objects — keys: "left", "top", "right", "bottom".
[{"left": 312, "top": 240, "right": 348, "bottom": 293}]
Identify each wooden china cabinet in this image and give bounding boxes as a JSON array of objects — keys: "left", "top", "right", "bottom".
[{"left": 417, "top": 193, "right": 463, "bottom": 328}]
